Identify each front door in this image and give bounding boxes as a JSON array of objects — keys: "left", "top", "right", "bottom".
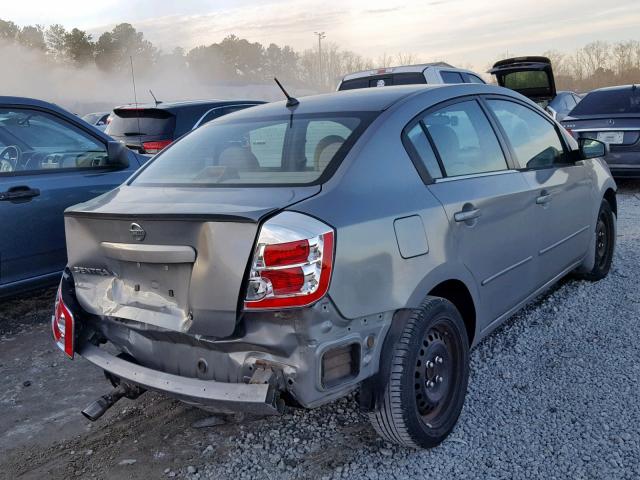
[
  {"left": 0, "top": 106, "right": 131, "bottom": 288},
  {"left": 484, "top": 97, "right": 593, "bottom": 285}
]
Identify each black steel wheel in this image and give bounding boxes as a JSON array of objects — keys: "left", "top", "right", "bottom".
[
  {"left": 369, "top": 296, "right": 470, "bottom": 448},
  {"left": 576, "top": 198, "right": 615, "bottom": 281}
]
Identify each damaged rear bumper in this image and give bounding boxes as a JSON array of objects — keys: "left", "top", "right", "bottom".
[{"left": 78, "top": 343, "right": 283, "bottom": 415}]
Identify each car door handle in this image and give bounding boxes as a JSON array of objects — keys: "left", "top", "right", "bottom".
[
  {"left": 454, "top": 208, "right": 481, "bottom": 222},
  {"left": 0, "top": 186, "right": 41, "bottom": 202},
  {"left": 536, "top": 193, "right": 552, "bottom": 205}
]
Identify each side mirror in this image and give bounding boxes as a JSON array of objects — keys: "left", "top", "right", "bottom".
[
  {"left": 578, "top": 138, "right": 608, "bottom": 160},
  {"left": 107, "top": 141, "right": 130, "bottom": 168},
  {"left": 546, "top": 106, "right": 558, "bottom": 120}
]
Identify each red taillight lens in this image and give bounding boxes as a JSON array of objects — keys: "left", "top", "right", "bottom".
[
  {"left": 142, "top": 139, "right": 172, "bottom": 154},
  {"left": 262, "top": 267, "right": 305, "bottom": 295},
  {"left": 244, "top": 213, "right": 335, "bottom": 310},
  {"left": 52, "top": 286, "right": 75, "bottom": 359},
  {"left": 264, "top": 240, "right": 310, "bottom": 267}
]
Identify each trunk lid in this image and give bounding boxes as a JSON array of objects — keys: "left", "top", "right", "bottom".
[
  {"left": 65, "top": 185, "right": 320, "bottom": 338},
  {"left": 489, "top": 56, "right": 556, "bottom": 105},
  {"left": 561, "top": 116, "right": 640, "bottom": 148}
]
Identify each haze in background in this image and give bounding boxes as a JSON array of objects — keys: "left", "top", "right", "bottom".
[
  {"left": 4, "top": 0, "right": 640, "bottom": 70},
  {"left": 2, "top": 0, "right": 640, "bottom": 113}
]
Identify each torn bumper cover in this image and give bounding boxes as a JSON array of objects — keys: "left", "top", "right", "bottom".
[{"left": 78, "top": 343, "right": 283, "bottom": 415}]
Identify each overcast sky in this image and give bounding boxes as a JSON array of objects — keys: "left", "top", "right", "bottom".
[{"left": 5, "top": 0, "right": 640, "bottom": 70}]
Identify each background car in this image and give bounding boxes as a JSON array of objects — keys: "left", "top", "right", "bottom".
[
  {"left": 0, "top": 96, "right": 144, "bottom": 298},
  {"left": 56, "top": 83, "right": 616, "bottom": 449},
  {"left": 81, "top": 111, "right": 111, "bottom": 131},
  {"left": 337, "top": 62, "right": 485, "bottom": 90},
  {"left": 561, "top": 84, "right": 640, "bottom": 177},
  {"left": 488, "top": 56, "right": 582, "bottom": 121},
  {"left": 106, "top": 100, "right": 265, "bottom": 155}
]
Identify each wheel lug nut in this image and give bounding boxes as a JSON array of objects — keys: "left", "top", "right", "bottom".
[
  {"left": 426, "top": 380, "right": 435, "bottom": 388},
  {"left": 426, "top": 361, "right": 434, "bottom": 368},
  {"left": 436, "top": 375, "right": 443, "bottom": 384},
  {"left": 435, "top": 356, "right": 443, "bottom": 365}
]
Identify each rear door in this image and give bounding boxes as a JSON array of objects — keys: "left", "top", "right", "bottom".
[
  {"left": 489, "top": 57, "right": 556, "bottom": 106},
  {"left": 485, "top": 96, "right": 593, "bottom": 284},
  {"left": 406, "top": 97, "right": 540, "bottom": 325},
  {"left": 0, "top": 105, "right": 135, "bottom": 288}
]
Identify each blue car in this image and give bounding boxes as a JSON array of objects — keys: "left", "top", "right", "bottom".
[{"left": 0, "top": 96, "right": 143, "bottom": 297}]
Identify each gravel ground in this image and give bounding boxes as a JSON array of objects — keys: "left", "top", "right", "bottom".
[{"left": 1, "top": 181, "right": 639, "bottom": 479}]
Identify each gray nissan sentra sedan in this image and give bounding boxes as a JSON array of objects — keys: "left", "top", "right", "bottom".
[{"left": 53, "top": 83, "right": 616, "bottom": 448}]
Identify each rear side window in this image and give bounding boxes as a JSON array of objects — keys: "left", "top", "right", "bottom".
[
  {"left": 106, "top": 108, "right": 176, "bottom": 137},
  {"left": 405, "top": 124, "right": 443, "bottom": 179},
  {"left": 133, "top": 112, "right": 374, "bottom": 186},
  {"left": 422, "top": 100, "right": 507, "bottom": 177},
  {"left": 338, "top": 73, "right": 427, "bottom": 90},
  {"left": 465, "top": 74, "right": 485, "bottom": 84},
  {"left": 440, "top": 71, "right": 464, "bottom": 84},
  {"left": 487, "top": 99, "right": 566, "bottom": 169},
  {"left": 569, "top": 88, "right": 640, "bottom": 115}
]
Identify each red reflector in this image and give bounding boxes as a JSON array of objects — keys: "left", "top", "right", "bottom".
[
  {"left": 262, "top": 267, "right": 305, "bottom": 295},
  {"left": 142, "top": 139, "right": 172, "bottom": 154},
  {"left": 53, "top": 286, "right": 75, "bottom": 359},
  {"left": 263, "top": 240, "right": 310, "bottom": 267}
]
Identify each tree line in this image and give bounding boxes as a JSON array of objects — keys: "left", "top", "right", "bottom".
[{"left": 1, "top": 18, "right": 638, "bottom": 94}]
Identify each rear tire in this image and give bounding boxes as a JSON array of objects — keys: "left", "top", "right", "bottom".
[
  {"left": 575, "top": 198, "right": 615, "bottom": 281},
  {"left": 369, "top": 297, "right": 469, "bottom": 448}
]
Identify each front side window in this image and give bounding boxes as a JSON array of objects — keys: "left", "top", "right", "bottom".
[
  {"left": 0, "top": 108, "right": 108, "bottom": 174},
  {"left": 487, "top": 99, "right": 566, "bottom": 169},
  {"left": 133, "top": 112, "right": 373, "bottom": 186},
  {"left": 422, "top": 100, "right": 507, "bottom": 177}
]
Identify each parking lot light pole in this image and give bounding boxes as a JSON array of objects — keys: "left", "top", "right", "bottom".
[{"left": 314, "top": 31, "right": 326, "bottom": 87}]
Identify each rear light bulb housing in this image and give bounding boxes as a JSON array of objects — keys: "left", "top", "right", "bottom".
[
  {"left": 245, "top": 212, "right": 335, "bottom": 310},
  {"left": 142, "top": 139, "right": 172, "bottom": 154},
  {"left": 52, "top": 285, "right": 75, "bottom": 358}
]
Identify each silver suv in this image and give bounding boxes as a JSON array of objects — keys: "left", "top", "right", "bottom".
[
  {"left": 54, "top": 84, "right": 616, "bottom": 449},
  {"left": 337, "top": 62, "right": 485, "bottom": 90}
]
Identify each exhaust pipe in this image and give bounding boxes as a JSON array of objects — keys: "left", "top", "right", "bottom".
[{"left": 82, "top": 383, "right": 144, "bottom": 421}]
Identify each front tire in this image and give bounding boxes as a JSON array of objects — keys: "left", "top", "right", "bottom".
[
  {"left": 369, "top": 297, "right": 470, "bottom": 448},
  {"left": 576, "top": 198, "right": 615, "bottom": 281}
]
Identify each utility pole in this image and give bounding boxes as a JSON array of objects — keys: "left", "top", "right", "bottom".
[{"left": 314, "top": 31, "right": 326, "bottom": 86}]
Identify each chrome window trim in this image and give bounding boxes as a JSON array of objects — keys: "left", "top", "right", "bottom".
[
  {"left": 569, "top": 127, "right": 640, "bottom": 132},
  {"left": 432, "top": 169, "right": 519, "bottom": 183}
]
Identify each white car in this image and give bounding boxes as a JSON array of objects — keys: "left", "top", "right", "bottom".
[
  {"left": 337, "top": 62, "right": 485, "bottom": 90},
  {"left": 81, "top": 112, "right": 111, "bottom": 132}
]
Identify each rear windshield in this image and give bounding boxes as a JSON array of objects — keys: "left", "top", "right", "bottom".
[
  {"left": 502, "top": 71, "right": 550, "bottom": 90},
  {"left": 339, "top": 73, "right": 426, "bottom": 90},
  {"left": 106, "top": 108, "right": 176, "bottom": 137},
  {"left": 569, "top": 88, "right": 640, "bottom": 115},
  {"left": 132, "top": 112, "right": 375, "bottom": 186}
]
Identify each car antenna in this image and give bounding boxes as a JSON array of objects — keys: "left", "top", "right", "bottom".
[
  {"left": 149, "top": 89, "right": 162, "bottom": 106},
  {"left": 130, "top": 56, "right": 143, "bottom": 149},
  {"left": 274, "top": 77, "right": 299, "bottom": 108}
]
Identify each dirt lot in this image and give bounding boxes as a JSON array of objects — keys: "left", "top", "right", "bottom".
[{"left": 1, "top": 181, "right": 640, "bottom": 480}]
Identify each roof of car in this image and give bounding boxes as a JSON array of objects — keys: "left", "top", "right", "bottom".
[
  {"left": 341, "top": 63, "right": 480, "bottom": 82},
  {"left": 214, "top": 84, "right": 513, "bottom": 119},
  {"left": 0, "top": 96, "right": 70, "bottom": 113},
  {"left": 114, "top": 99, "right": 265, "bottom": 111},
  {"left": 588, "top": 84, "right": 639, "bottom": 93}
]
